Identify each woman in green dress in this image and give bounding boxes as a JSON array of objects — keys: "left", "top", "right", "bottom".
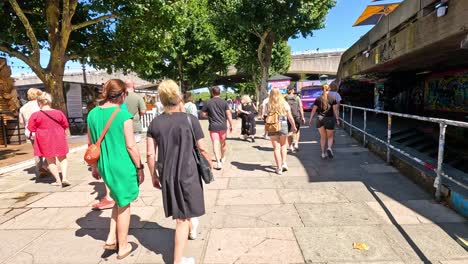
[{"left": 87, "top": 79, "right": 144, "bottom": 260}]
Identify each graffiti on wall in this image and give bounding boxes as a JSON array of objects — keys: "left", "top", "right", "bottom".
[{"left": 424, "top": 70, "right": 468, "bottom": 112}]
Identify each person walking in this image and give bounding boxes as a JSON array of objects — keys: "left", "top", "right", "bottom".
[
  {"left": 147, "top": 79, "right": 212, "bottom": 264},
  {"left": 308, "top": 84, "right": 340, "bottom": 159},
  {"left": 184, "top": 92, "right": 198, "bottom": 118},
  {"left": 19, "top": 88, "right": 48, "bottom": 179},
  {"left": 87, "top": 79, "right": 144, "bottom": 259},
  {"left": 27, "top": 92, "right": 70, "bottom": 187},
  {"left": 285, "top": 86, "right": 305, "bottom": 152},
  {"left": 237, "top": 95, "right": 257, "bottom": 142},
  {"left": 260, "top": 92, "right": 270, "bottom": 139},
  {"left": 265, "top": 88, "right": 297, "bottom": 175},
  {"left": 201, "top": 86, "right": 233, "bottom": 170},
  {"left": 124, "top": 80, "right": 147, "bottom": 143}
]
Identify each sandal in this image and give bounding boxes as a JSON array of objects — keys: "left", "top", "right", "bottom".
[
  {"left": 116, "top": 243, "right": 138, "bottom": 260},
  {"left": 61, "top": 180, "right": 71, "bottom": 187},
  {"left": 103, "top": 243, "right": 117, "bottom": 250}
]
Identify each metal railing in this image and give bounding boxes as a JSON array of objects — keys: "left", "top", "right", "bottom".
[{"left": 340, "top": 104, "right": 468, "bottom": 201}]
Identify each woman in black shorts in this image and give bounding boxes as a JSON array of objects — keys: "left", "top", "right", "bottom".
[{"left": 308, "top": 84, "right": 340, "bottom": 159}]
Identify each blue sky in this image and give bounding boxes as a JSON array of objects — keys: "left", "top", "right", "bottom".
[
  {"left": 6, "top": 0, "right": 398, "bottom": 76},
  {"left": 288, "top": 0, "right": 398, "bottom": 51}
]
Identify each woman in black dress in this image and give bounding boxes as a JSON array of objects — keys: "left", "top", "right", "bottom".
[
  {"left": 146, "top": 79, "right": 212, "bottom": 264},
  {"left": 237, "top": 95, "right": 257, "bottom": 142}
]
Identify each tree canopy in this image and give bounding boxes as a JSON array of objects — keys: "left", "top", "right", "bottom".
[
  {"left": 91, "top": 0, "right": 235, "bottom": 91},
  {"left": 210, "top": 0, "right": 336, "bottom": 99}
]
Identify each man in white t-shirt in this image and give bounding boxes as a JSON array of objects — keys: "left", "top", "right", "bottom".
[{"left": 19, "top": 88, "right": 47, "bottom": 178}]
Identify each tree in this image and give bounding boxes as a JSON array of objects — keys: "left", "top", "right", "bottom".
[
  {"left": 0, "top": 0, "right": 122, "bottom": 113},
  {"left": 92, "top": 0, "right": 235, "bottom": 91},
  {"left": 211, "top": 0, "right": 335, "bottom": 100},
  {"left": 235, "top": 39, "right": 291, "bottom": 98}
]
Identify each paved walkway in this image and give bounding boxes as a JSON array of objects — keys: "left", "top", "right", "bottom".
[{"left": 0, "top": 118, "right": 466, "bottom": 264}]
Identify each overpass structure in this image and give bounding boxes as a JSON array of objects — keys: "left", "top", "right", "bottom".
[
  {"left": 221, "top": 50, "right": 344, "bottom": 83},
  {"left": 337, "top": 0, "right": 468, "bottom": 81}
]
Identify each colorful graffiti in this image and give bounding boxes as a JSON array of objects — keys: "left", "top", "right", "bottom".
[{"left": 424, "top": 70, "right": 468, "bottom": 112}]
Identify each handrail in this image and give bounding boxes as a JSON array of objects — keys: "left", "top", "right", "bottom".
[{"left": 339, "top": 104, "right": 468, "bottom": 201}]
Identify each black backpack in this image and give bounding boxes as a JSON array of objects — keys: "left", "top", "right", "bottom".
[{"left": 286, "top": 95, "right": 301, "bottom": 119}]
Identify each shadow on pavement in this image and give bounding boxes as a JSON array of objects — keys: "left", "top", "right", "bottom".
[
  {"left": 231, "top": 161, "right": 275, "bottom": 172},
  {"left": 75, "top": 210, "right": 175, "bottom": 263}
]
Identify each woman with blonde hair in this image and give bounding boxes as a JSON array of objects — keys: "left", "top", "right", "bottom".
[
  {"left": 87, "top": 79, "right": 144, "bottom": 259},
  {"left": 308, "top": 84, "right": 339, "bottom": 159},
  {"left": 266, "top": 88, "right": 297, "bottom": 175},
  {"left": 237, "top": 95, "right": 257, "bottom": 142},
  {"left": 27, "top": 92, "right": 70, "bottom": 186},
  {"left": 147, "top": 79, "right": 212, "bottom": 264}
]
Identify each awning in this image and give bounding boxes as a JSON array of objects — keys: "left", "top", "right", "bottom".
[{"left": 353, "top": 3, "right": 400, "bottom": 27}]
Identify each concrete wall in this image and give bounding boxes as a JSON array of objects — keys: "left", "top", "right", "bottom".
[
  {"left": 289, "top": 53, "right": 342, "bottom": 75},
  {"left": 338, "top": 0, "right": 468, "bottom": 80}
]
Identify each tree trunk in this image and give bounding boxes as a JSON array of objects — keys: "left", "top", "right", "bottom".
[
  {"left": 44, "top": 70, "right": 67, "bottom": 115},
  {"left": 258, "top": 33, "right": 275, "bottom": 102}
]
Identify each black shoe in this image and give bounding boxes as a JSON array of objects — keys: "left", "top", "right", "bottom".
[
  {"left": 251, "top": 137, "right": 255, "bottom": 143},
  {"left": 327, "top": 148, "right": 334, "bottom": 159}
]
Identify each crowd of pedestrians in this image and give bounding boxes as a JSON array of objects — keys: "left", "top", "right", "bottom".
[{"left": 20, "top": 79, "right": 340, "bottom": 263}]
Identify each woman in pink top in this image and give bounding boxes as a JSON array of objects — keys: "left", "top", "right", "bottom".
[{"left": 28, "top": 92, "right": 70, "bottom": 187}]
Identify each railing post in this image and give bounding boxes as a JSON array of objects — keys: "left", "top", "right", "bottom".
[
  {"left": 387, "top": 114, "right": 392, "bottom": 164},
  {"left": 350, "top": 107, "right": 353, "bottom": 136},
  {"left": 435, "top": 122, "right": 447, "bottom": 201},
  {"left": 342, "top": 105, "right": 345, "bottom": 129},
  {"left": 363, "top": 110, "right": 367, "bottom": 146}
]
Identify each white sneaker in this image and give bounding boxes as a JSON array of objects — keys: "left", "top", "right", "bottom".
[
  {"left": 189, "top": 217, "right": 199, "bottom": 240},
  {"left": 220, "top": 157, "right": 226, "bottom": 163},
  {"left": 294, "top": 142, "right": 299, "bottom": 150},
  {"left": 216, "top": 162, "right": 222, "bottom": 170},
  {"left": 179, "top": 257, "right": 195, "bottom": 264},
  {"left": 282, "top": 164, "right": 288, "bottom": 172},
  {"left": 276, "top": 168, "right": 283, "bottom": 175}
]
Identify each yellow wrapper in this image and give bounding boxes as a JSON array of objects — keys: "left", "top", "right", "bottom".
[{"left": 353, "top": 242, "right": 369, "bottom": 250}]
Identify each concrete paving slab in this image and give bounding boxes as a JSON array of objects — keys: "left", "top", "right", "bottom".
[
  {"left": 26, "top": 191, "right": 98, "bottom": 208},
  {"left": 134, "top": 228, "right": 208, "bottom": 264},
  {"left": 204, "top": 227, "right": 304, "bottom": 263},
  {"left": 228, "top": 177, "right": 283, "bottom": 189},
  {"left": 0, "top": 230, "right": 45, "bottom": 263},
  {"left": 278, "top": 188, "right": 349, "bottom": 204},
  {"left": 382, "top": 224, "right": 468, "bottom": 262},
  {"left": 0, "top": 192, "right": 49, "bottom": 208},
  {"left": 294, "top": 225, "right": 402, "bottom": 263},
  {"left": 205, "top": 204, "right": 303, "bottom": 228},
  {"left": 367, "top": 200, "right": 467, "bottom": 225},
  {"left": 7, "top": 229, "right": 111, "bottom": 264},
  {"left": 0, "top": 207, "right": 91, "bottom": 229},
  {"left": 217, "top": 189, "right": 281, "bottom": 205},
  {"left": 205, "top": 177, "right": 229, "bottom": 190},
  {"left": 0, "top": 208, "right": 30, "bottom": 224},
  {"left": 296, "top": 202, "right": 383, "bottom": 226}
]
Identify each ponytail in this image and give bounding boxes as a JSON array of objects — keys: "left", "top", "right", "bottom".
[{"left": 321, "top": 84, "right": 331, "bottom": 110}]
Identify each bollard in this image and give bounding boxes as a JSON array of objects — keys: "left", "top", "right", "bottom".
[
  {"left": 363, "top": 110, "right": 367, "bottom": 146},
  {"left": 387, "top": 114, "right": 392, "bottom": 164},
  {"left": 435, "top": 122, "right": 447, "bottom": 201}
]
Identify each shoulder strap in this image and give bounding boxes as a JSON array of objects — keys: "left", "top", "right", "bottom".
[
  {"left": 186, "top": 114, "right": 199, "bottom": 150},
  {"left": 40, "top": 110, "right": 63, "bottom": 127},
  {"left": 96, "top": 107, "right": 120, "bottom": 146}
]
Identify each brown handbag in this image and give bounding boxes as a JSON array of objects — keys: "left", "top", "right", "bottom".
[{"left": 84, "top": 107, "right": 120, "bottom": 165}]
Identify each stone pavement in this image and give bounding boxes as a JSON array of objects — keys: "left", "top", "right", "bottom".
[{"left": 0, "top": 117, "right": 467, "bottom": 264}]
